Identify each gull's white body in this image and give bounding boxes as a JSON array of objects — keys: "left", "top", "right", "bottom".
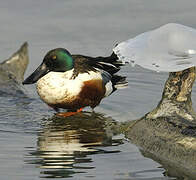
[{"left": 113, "top": 23, "right": 196, "bottom": 72}]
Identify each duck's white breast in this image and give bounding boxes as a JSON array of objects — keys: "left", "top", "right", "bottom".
[{"left": 36, "top": 69, "right": 103, "bottom": 105}]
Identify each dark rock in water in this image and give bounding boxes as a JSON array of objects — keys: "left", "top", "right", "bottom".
[
  {"left": 124, "top": 67, "right": 196, "bottom": 179},
  {"left": 0, "top": 42, "right": 29, "bottom": 96}
]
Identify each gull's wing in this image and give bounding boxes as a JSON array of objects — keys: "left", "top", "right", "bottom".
[{"left": 113, "top": 23, "right": 196, "bottom": 72}]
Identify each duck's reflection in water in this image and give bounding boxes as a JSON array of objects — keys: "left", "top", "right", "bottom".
[{"left": 27, "top": 112, "right": 123, "bottom": 178}]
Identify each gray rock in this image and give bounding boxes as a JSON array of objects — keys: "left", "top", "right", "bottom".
[{"left": 0, "top": 42, "right": 29, "bottom": 96}]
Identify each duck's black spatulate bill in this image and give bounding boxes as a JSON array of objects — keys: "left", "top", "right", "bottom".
[{"left": 23, "top": 63, "right": 49, "bottom": 84}]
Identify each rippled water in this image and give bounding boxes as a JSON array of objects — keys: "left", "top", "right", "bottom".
[{"left": 1, "top": 0, "right": 196, "bottom": 179}]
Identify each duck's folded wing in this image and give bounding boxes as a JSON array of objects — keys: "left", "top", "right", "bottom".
[
  {"left": 100, "top": 69, "right": 128, "bottom": 97},
  {"left": 73, "top": 54, "right": 121, "bottom": 74},
  {"left": 99, "top": 70, "right": 113, "bottom": 97},
  {"left": 113, "top": 23, "right": 196, "bottom": 72}
]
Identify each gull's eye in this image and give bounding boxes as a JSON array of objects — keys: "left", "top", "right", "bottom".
[{"left": 52, "top": 55, "right": 57, "bottom": 60}]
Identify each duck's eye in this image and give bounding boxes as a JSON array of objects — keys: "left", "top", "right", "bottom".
[{"left": 52, "top": 55, "right": 57, "bottom": 60}]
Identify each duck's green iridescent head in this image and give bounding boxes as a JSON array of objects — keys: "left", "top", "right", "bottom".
[
  {"left": 23, "top": 48, "right": 74, "bottom": 84},
  {"left": 44, "top": 48, "right": 74, "bottom": 72}
]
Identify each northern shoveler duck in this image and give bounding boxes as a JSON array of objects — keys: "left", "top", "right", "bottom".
[{"left": 23, "top": 48, "right": 127, "bottom": 117}]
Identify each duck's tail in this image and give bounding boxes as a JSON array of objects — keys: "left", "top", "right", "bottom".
[
  {"left": 111, "top": 75, "right": 128, "bottom": 91},
  {"left": 101, "top": 52, "right": 123, "bottom": 66},
  {"left": 93, "top": 52, "right": 124, "bottom": 75}
]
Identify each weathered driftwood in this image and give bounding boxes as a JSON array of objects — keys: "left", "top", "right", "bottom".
[{"left": 125, "top": 67, "right": 196, "bottom": 179}]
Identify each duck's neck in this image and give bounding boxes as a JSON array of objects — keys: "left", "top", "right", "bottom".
[{"left": 147, "top": 67, "right": 196, "bottom": 122}]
